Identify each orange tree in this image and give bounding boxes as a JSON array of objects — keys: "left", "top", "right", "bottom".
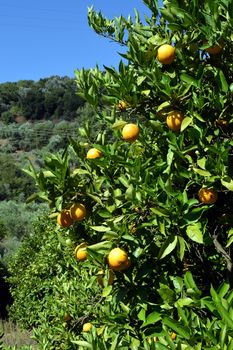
[{"left": 12, "top": 0, "right": 233, "bottom": 348}]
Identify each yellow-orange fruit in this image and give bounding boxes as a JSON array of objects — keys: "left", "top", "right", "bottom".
[
  {"left": 57, "top": 210, "right": 73, "bottom": 228},
  {"left": 75, "top": 244, "right": 88, "bottom": 262},
  {"left": 122, "top": 123, "right": 139, "bottom": 142},
  {"left": 86, "top": 148, "right": 102, "bottom": 159},
  {"left": 117, "top": 100, "right": 128, "bottom": 111},
  {"left": 205, "top": 43, "right": 223, "bottom": 55},
  {"left": 215, "top": 119, "right": 229, "bottom": 127},
  {"left": 166, "top": 111, "right": 184, "bottom": 131},
  {"left": 82, "top": 322, "right": 92, "bottom": 332},
  {"left": 70, "top": 203, "right": 86, "bottom": 222},
  {"left": 198, "top": 188, "right": 218, "bottom": 204},
  {"left": 170, "top": 332, "right": 177, "bottom": 340},
  {"left": 108, "top": 248, "right": 130, "bottom": 271},
  {"left": 157, "top": 44, "right": 176, "bottom": 64}
]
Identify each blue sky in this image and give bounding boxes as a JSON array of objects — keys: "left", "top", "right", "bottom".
[{"left": 0, "top": 0, "right": 153, "bottom": 83}]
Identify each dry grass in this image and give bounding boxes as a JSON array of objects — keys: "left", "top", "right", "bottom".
[{"left": 0, "top": 319, "right": 37, "bottom": 349}]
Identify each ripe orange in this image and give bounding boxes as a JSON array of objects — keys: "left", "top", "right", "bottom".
[
  {"left": 57, "top": 210, "right": 73, "bottom": 228},
  {"left": 166, "top": 111, "right": 184, "bottom": 131},
  {"left": 70, "top": 203, "right": 86, "bottom": 222},
  {"left": 198, "top": 188, "right": 218, "bottom": 204},
  {"left": 82, "top": 322, "right": 92, "bottom": 332},
  {"left": 205, "top": 43, "right": 223, "bottom": 55},
  {"left": 86, "top": 148, "right": 102, "bottom": 159},
  {"left": 97, "top": 269, "right": 114, "bottom": 287},
  {"left": 157, "top": 44, "right": 176, "bottom": 64},
  {"left": 122, "top": 123, "right": 139, "bottom": 142},
  {"left": 108, "top": 248, "right": 130, "bottom": 271},
  {"left": 75, "top": 243, "right": 88, "bottom": 262},
  {"left": 170, "top": 332, "right": 177, "bottom": 340},
  {"left": 117, "top": 100, "right": 128, "bottom": 111}
]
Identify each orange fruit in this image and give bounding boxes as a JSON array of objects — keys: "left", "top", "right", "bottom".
[
  {"left": 82, "top": 322, "right": 92, "bottom": 332},
  {"left": 205, "top": 43, "right": 223, "bottom": 55},
  {"left": 70, "top": 203, "right": 86, "bottom": 222},
  {"left": 75, "top": 243, "right": 88, "bottom": 262},
  {"left": 198, "top": 188, "right": 218, "bottom": 204},
  {"left": 122, "top": 123, "right": 139, "bottom": 142},
  {"left": 86, "top": 148, "right": 102, "bottom": 159},
  {"left": 166, "top": 111, "right": 184, "bottom": 131},
  {"left": 170, "top": 332, "right": 177, "bottom": 340},
  {"left": 108, "top": 248, "right": 130, "bottom": 271},
  {"left": 117, "top": 100, "right": 128, "bottom": 111},
  {"left": 97, "top": 269, "right": 114, "bottom": 287},
  {"left": 157, "top": 44, "right": 176, "bottom": 64},
  {"left": 57, "top": 210, "right": 73, "bottom": 228},
  {"left": 215, "top": 119, "right": 229, "bottom": 127}
]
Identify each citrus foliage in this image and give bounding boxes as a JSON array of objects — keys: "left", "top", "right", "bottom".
[
  {"left": 7, "top": 217, "right": 104, "bottom": 349},
  {"left": 10, "top": 0, "right": 233, "bottom": 348}
]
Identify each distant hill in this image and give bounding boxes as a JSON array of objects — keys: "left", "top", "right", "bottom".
[{"left": 0, "top": 76, "right": 85, "bottom": 123}]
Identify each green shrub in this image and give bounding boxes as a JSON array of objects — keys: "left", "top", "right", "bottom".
[{"left": 7, "top": 216, "right": 104, "bottom": 349}]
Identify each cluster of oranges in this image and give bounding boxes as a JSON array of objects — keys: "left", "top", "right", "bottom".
[
  {"left": 57, "top": 51, "right": 220, "bottom": 331},
  {"left": 68, "top": 36, "right": 226, "bottom": 340},
  {"left": 57, "top": 203, "right": 87, "bottom": 228},
  {"left": 57, "top": 115, "right": 218, "bottom": 267}
]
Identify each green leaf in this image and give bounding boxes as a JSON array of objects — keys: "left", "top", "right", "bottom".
[
  {"left": 218, "top": 282, "right": 230, "bottom": 299},
  {"left": 138, "top": 307, "right": 146, "bottom": 322},
  {"left": 125, "top": 184, "right": 136, "bottom": 200},
  {"left": 186, "top": 223, "right": 203, "bottom": 244},
  {"left": 175, "top": 298, "right": 193, "bottom": 308},
  {"left": 71, "top": 341, "right": 92, "bottom": 348},
  {"left": 220, "top": 324, "right": 228, "bottom": 350},
  {"left": 154, "top": 343, "right": 171, "bottom": 350},
  {"left": 226, "top": 235, "right": 233, "bottom": 248},
  {"left": 197, "top": 157, "right": 207, "bottom": 170},
  {"left": 87, "top": 241, "right": 112, "bottom": 252},
  {"left": 150, "top": 207, "right": 170, "bottom": 217},
  {"left": 218, "top": 70, "right": 228, "bottom": 93},
  {"left": 158, "top": 284, "right": 176, "bottom": 304},
  {"left": 118, "top": 175, "right": 130, "bottom": 187},
  {"left": 158, "top": 235, "right": 178, "bottom": 259},
  {"left": 90, "top": 226, "right": 111, "bottom": 232},
  {"left": 178, "top": 236, "right": 186, "bottom": 261},
  {"left": 25, "top": 192, "right": 40, "bottom": 204},
  {"left": 42, "top": 170, "right": 56, "bottom": 178},
  {"left": 180, "top": 73, "right": 199, "bottom": 88},
  {"left": 141, "top": 89, "right": 151, "bottom": 96},
  {"left": 193, "top": 167, "right": 211, "bottom": 177},
  {"left": 141, "top": 311, "right": 161, "bottom": 327},
  {"left": 87, "top": 193, "right": 104, "bottom": 206},
  {"left": 157, "top": 101, "right": 171, "bottom": 112},
  {"left": 183, "top": 206, "right": 207, "bottom": 224},
  {"left": 112, "top": 119, "right": 127, "bottom": 130},
  {"left": 221, "top": 176, "right": 233, "bottom": 191},
  {"left": 163, "top": 316, "right": 191, "bottom": 339},
  {"left": 102, "top": 285, "right": 112, "bottom": 297},
  {"left": 137, "top": 76, "right": 146, "bottom": 86},
  {"left": 210, "top": 286, "right": 233, "bottom": 329},
  {"left": 181, "top": 117, "right": 192, "bottom": 132},
  {"left": 110, "top": 334, "right": 120, "bottom": 350},
  {"left": 226, "top": 229, "right": 233, "bottom": 247},
  {"left": 184, "top": 271, "right": 200, "bottom": 293}
]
